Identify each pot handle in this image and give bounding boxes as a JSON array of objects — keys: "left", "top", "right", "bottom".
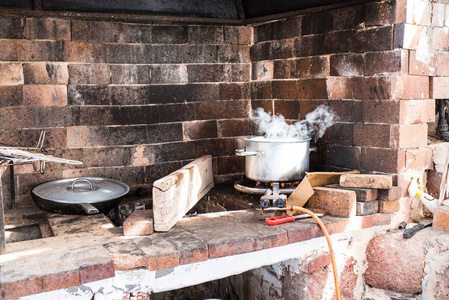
[
  {"left": 267, "top": 129, "right": 287, "bottom": 139},
  {"left": 80, "top": 203, "right": 99, "bottom": 214},
  {"left": 70, "top": 178, "right": 95, "bottom": 191},
  {"left": 236, "top": 149, "right": 266, "bottom": 157}
]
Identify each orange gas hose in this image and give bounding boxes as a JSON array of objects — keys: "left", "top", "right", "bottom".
[{"left": 289, "top": 205, "right": 341, "bottom": 300}]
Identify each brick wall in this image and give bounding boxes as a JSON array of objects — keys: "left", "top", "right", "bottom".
[
  {"left": 0, "top": 0, "right": 443, "bottom": 210},
  {"left": 0, "top": 16, "right": 252, "bottom": 208},
  {"left": 251, "top": 0, "right": 436, "bottom": 185}
]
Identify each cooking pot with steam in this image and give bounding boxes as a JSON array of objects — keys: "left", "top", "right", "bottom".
[{"left": 236, "top": 132, "right": 312, "bottom": 182}]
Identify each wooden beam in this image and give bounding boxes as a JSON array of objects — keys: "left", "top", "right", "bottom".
[{"left": 153, "top": 155, "right": 214, "bottom": 232}]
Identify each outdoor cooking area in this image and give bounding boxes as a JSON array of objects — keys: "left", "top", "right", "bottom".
[{"left": 3, "top": 0, "right": 449, "bottom": 299}]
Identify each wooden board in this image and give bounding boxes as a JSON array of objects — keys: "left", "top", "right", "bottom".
[{"left": 153, "top": 155, "right": 214, "bottom": 232}]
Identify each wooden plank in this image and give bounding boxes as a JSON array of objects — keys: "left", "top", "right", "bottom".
[{"left": 153, "top": 155, "right": 214, "bottom": 232}]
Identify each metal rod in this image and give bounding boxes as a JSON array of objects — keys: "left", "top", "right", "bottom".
[{"left": 9, "top": 165, "right": 15, "bottom": 209}]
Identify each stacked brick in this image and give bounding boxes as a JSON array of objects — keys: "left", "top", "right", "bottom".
[
  {"left": 250, "top": 0, "right": 436, "bottom": 196},
  {"left": 310, "top": 174, "right": 402, "bottom": 216},
  {"left": 0, "top": 16, "right": 252, "bottom": 208}
]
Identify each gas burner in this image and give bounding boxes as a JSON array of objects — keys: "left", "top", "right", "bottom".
[{"left": 234, "top": 179, "right": 298, "bottom": 209}]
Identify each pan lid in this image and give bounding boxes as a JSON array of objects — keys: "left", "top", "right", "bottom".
[{"left": 31, "top": 177, "right": 130, "bottom": 204}]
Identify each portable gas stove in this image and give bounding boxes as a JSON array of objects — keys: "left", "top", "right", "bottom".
[{"left": 234, "top": 179, "right": 299, "bottom": 209}]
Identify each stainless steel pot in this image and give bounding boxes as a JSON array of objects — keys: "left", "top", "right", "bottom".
[
  {"left": 31, "top": 177, "right": 130, "bottom": 214},
  {"left": 236, "top": 136, "right": 311, "bottom": 182}
]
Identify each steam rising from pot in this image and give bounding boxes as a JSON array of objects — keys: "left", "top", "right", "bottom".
[{"left": 253, "top": 105, "right": 336, "bottom": 141}]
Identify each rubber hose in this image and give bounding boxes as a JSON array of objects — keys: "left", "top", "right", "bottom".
[{"left": 289, "top": 205, "right": 341, "bottom": 300}]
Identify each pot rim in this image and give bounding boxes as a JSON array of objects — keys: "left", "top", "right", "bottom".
[{"left": 245, "top": 136, "right": 311, "bottom": 143}]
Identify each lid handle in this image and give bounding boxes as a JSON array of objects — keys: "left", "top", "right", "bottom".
[{"left": 70, "top": 178, "right": 95, "bottom": 191}]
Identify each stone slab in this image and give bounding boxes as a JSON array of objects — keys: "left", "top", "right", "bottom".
[
  {"left": 123, "top": 209, "right": 154, "bottom": 236},
  {"left": 48, "top": 213, "right": 115, "bottom": 236}
]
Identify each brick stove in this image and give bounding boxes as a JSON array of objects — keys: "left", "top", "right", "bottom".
[{"left": 1, "top": 0, "right": 449, "bottom": 298}]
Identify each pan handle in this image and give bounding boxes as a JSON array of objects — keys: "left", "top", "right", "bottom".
[
  {"left": 80, "top": 203, "right": 99, "bottom": 214},
  {"left": 70, "top": 178, "right": 95, "bottom": 191}
]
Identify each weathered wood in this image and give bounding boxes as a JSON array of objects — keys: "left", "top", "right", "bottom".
[{"left": 153, "top": 155, "right": 214, "bottom": 232}]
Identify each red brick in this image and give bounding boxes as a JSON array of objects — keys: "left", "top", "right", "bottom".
[
  {"left": 151, "top": 65, "right": 188, "bottom": 84},
  {"left": 378, "top": 186, "right": 403, "bottom": 201},
  {"left": 179, "top": 246, "right": 209, "bottom": 265},
  {"left": 69, "top": 63, "right": 110, "bottom": 84},
  {"left": 112, "top": 23, "right": 152, "bottom": 44},
  {"left": 188, "top": 25, "right": 224, "bottom": 44},
  {"left": 23, "top": 62, "right": 68, "bottom": 84},
  {"left": 326, "top": 184, "right": 378, "bottom": 202},
  {"left": 433, "top": 206, "right": 449, "bottom": 231},
  {"left": 17, "top": 40, "right": 63, "bottom": 61},
  {"left": 398, "top": 124, "right": 427, "bottom": 148},
  {"left": 0, "top": 86, "right": 23, "bottom": 107},
  {"left": 372, "top": 213, "right": 391, "bottom": 225},
  {"left": 409, "top": 50, "right": 437, "bottom": 76},
  {"left": 64, "top": 41, "right": 106, "bottom": 63},
  {"left": 436, "top": 54, "right": 449, "bottom": 76},
  {"left": 431, "top": 77, "right": 449, "bottom": 99},
  {"left": 0, "top": 63, "right": 23, "bottom": 85},
  {"left": 272, "top": 80, "right": 298, "bottom": 99},
  {"left": 26, "top": 18, "right": 70, "bottom": 40},
  {"left": 365, "top": 50, "right": 408, "bottom": 76},
  {"left": 209, "top": 237, "right": 262, "bottom": 259},
  {"left": 394, "top": 24, "right": 424, "bottom": 49},
  {"left": 79, "top": 261, "right": 115, "bottom": 284},
  {"left": 432, "top": 27, "right": 449, "bottom": 50},
  {"left": 330, "top": 54, "right": 363, "bottom": 76},
  {"left": 183, "top": 120, "right": 218, "bottom": 140},
  {"left": 302, "top": 11, "right": 332, "bottom": 35},
  {"left": 224, "top": 26, "right": 253, "bottom": 45},
  {"left": 152, "top": 25, "right": 188, "bottom": 44},
  {"left": 105, "top": 43, "right": 147, "bottom": 64},
  {"left": 23, "top": 85, "right": 67, "bottom": 106},
  {"left": 262, "top": 232, "right": 288, "bottom": 249},
  {"left": 271, "top": 39, "right": 294, "bottom": 59},
  {"left": 354, "top": 124, "right": 397, "bottom": 148},
  {"left": 251, "top": 81, "right": 272, "bottom": 99},
  {"left": 298, "top": 56, "right": 329, "bottom": 78},
  {"left": 306, "top": 187, "right": 356, "bottom": 217},
  {"left": 42, "top": 270, "right": 80, "bottom": 292},
  {"left": 327, "top": 145, "right": 361, "bottom": 170},
  {"left": 357, "top": 201, "right": 379, "bottom": 216},
  {"left": 218, "top": 119, "right": 251, "bottom": 137},
  {"left": 1, "top": 277, "right": 43, "bottom": 299},
  {"left": 0, "top": 15, "right": 26, "bottom": 39},
  {"left": 432, "top": 3, "right": 445, "bottom": 26},
  {"left": 323, "top": 30, "right": 357, "bottom": 54},
  {"left": 331, "top": 5, "right": 365, "bottom": 31},
  {"left": 378, "top": 200, "right": 400, "bottom": 213},
  {"left": 295, "top": 34, "right": 325, "bottom": 57},
  {"left": 400, "top": 99, "right": 434, "bottom": 124},
  {"left": 391, "top": 75, "right": 429, "bottom": 100},
  {"left": 340, "top": 174, "right": 393, "bottom": 189},
  {"left": 405, "top": 148, "right": 433, "bottom": 171},
  {"left": 0, "top": 39, "right": 18, "bottom": 60},
  {"left": 366, "top": 0, "right": 397, "bottom": 26},
  {"left": 328, "top": 100, "right": 361, "bottom": 122},
  {"left": 321, "top": 123, "right": 353, "bottom": 145},
  {"left": 354, "top": 76, "right": 392, "bottom": 100},
  {"left": 123, "top": 210, "right": 154, "bottom": 236},
  {"left": 356, "top": 26, "right": 393, "bottom": 52},
  {"left": 363, "top": 100, "right": 400, "bottom": 124},
  {"left": 254, "top": 60, "right": 273, "bottom": 81},
  {"left": 104, "top": 240, "right": 149, "bottom": 270},
  {"left": 216, "top": 155, "right": 244, "bottom": 174},
  {"left": 298, "top": 79, "right": 328, "bottom": 99},
  {"left": 274, "top": 100, "right": 300, "bottom": 119},
  {"left": 72, "top": 20, "right": 114, "bottom": 43},
  {"left": 218, "top": 45, "right": 250, "bottom": 64},
  {"left": 307, "top": 254, "right": 331, "bottom": 274},
  {"left": 327, "top": 77, "right": 355, "bottom": 100},
  {"left": 219, "top": 83, "right": 250, "bottom": 100}
]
